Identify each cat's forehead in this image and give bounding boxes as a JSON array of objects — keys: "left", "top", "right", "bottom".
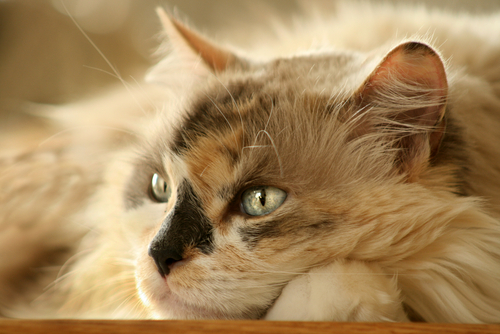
[
  {"left": 268, "top": 52, "right": 364, "bottom": 85},
  {"left": 172, "top": 52, "right": 364, "bottom": 140},
  {"left": 166, "top": 72, "right": 357, "bottom": 194},
  {"left": 134, "top": 51, "right": 371, "bottom": 206},
  {"left": 167, "top": 79, "right": 285, "bottom": 196}
]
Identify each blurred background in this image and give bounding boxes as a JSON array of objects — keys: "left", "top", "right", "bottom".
[
  {"left": 0, "top": 0, "right": 499, "bottom": 129},
  {"left": 0, "top": 0, "right": 298, "bottom": 108}
]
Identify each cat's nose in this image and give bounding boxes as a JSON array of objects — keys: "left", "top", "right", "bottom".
[
  {"left": 148, "top": 246, "right": 183, "bottom": 277},
  {"left": 147, "top": 182, "right": 214, "bottom": 277}
]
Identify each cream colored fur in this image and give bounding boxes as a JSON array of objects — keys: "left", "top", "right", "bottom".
[
  {"left": 264, "top": 260, "right": 408, "bottom": 322},
  {"left": 1, "top": 1, "right": 500, "bottom": 323}
]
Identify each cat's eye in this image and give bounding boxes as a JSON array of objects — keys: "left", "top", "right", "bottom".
[
  {"left": 241, "top": 186, "right": 287, "bottom": 216},
  {"left": 151, "top": 173, "right": 171, "bottom": 203}
]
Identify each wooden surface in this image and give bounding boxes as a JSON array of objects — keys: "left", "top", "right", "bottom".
[{"left": 0, "top": 320, "right": 499, "bottom": 334}]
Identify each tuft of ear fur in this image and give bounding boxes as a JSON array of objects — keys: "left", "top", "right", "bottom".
[
  {"left": 355, "top": 42, "right": 448, "bottom": 180},
  {"left": 146, "top": 8, "right": 239, "bottom": 88}
]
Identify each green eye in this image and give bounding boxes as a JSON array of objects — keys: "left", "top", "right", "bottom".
[
  {"left": 241, "top": 186, "right": 287, "bottom": 216},
  {"left": 151, "top": 173, "right": 171, "bottom": 203}
]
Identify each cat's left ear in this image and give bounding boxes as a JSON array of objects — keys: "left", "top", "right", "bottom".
[
  {"left": 146, "top": 8, "right": 241, "bottom": 86},
  {"left": 355, "top": 41, "right": 448, "bottom": 179}
]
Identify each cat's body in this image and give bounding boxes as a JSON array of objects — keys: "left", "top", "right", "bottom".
[{"left": 2, "top": 1, "right": 500, "bottom": 322}]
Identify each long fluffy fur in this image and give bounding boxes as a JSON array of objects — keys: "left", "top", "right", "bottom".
[{"left": 1, "top": 1, "right": 500, "bottom": 323}]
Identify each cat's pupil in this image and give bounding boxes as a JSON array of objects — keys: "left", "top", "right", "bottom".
[
  {"left": 241, "top": 186, "right": 286, "bottom": 216},
  {"left": 258, "top": 190, "right": 266, "bottom": 206}
]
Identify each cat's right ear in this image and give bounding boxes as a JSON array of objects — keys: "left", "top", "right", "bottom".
[
  {"left": 146, "top": 8, "right": 240, "bottom": 87},
  {"left": 353, "top": 41, "right": 448, "bottom": 180}
]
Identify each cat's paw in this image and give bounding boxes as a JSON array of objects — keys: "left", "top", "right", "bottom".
[{"left": 263, "top": 259, "right": 408, "bottom": 322}]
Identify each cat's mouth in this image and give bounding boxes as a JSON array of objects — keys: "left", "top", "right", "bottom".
[
  {"left": 138, "top": 265, "right": 277, "bottom": 320},
  {"left": 138, "top": 276, "right": 220, "bottom": 319},
  {"left": 136, "top": 243, "right": 284, "bottom": 320},
  {"left": 136, "top": 259, "right": 234, "bottom": 319}
]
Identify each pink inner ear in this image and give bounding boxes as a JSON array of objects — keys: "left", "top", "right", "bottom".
[
  {"left": 170, "top": 19, "right": 235, "bottom": 72},
  {"left": 356, "top": 42, "right": 449, "bottom": 178},
  {"left": 155, "top": 8, "right": 235, "bottom": 74},
  {"left": 362, "top": 42, "right": 448, "bottom": 127}
]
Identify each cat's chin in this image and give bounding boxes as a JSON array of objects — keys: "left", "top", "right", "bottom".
[
  {"left": 145, "top": 291, "right": 227, "bottom": 320},
  {"left": 136, "top": 270, "right": 223, "bottom": 320},
  {"left": 138, "top": 274, "right": 272, "bottom": 320},
  {"left": 135, "top": 254, "right": 241, "bottom": 320}
]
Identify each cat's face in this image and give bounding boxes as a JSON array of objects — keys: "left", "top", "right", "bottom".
[
  {"left": 126, "top": 12, "right": 450, "bottom": 319},
  {"left": 131, "top": 58, "right": 370, "bottom": 319}
]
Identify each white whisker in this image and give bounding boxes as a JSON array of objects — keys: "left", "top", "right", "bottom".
[
  {"left": 264, "top": 93, "right": 275, "bottom": 133},
  {"left": 204, "top": 94, "right": 239, "bottom": 150},
  {"left": 242, "top": 145, "right": 272, "bottom": 150},
  {"left": 212, "top": 75, "right": 245, "bottom": 148},
  {"left": 61, "top": 1, "right": 149, "bottom": 116},
  {"left": 254, "top": 129, "right": 283, "bottom": 178},
  {"left": 82, "top": 65, "right": 120, "bottom": 79},
  {"left": 37, "top": 125, "right": 142, "bottom": 148},
  {"left": 55, "top": 249, "right": 93, "bottom": 281},
  {"left": 200, "top": 162, "right": 214, "bottom": 177}
]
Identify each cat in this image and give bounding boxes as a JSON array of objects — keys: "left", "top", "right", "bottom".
[{"left": 1, "top": 0, "right": 500, "bottom": 323}]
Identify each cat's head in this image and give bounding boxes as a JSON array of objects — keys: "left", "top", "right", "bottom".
[{"left": 127, "top": 9, "right": 457, "bottom": 319}]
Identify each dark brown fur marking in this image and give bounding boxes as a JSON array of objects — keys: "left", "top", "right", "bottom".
[
  {"left": 171, "top": 80, "right": 264, "bottom": 156},
  {"left": 239, "top": 217, "right": 336, "bottom": 249}
]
